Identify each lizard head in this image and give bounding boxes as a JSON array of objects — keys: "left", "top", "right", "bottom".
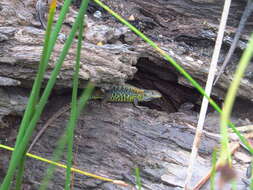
[{"left": 143, "top": 90, "right": 162, "bottom": 101}]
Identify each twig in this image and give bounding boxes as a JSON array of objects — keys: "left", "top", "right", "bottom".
[
  {"left": 193, "top": 142, "right": 240, "bottom": 190},
  {"left": 213, "top": 0, "right": 253, "bottom": 85},
  {"left": 184, "top": 122, "right": 252, "bottom": 142},
  {"left": 183, "top": 0, "right": 232, "bottom": 188},
  {"left": 27, "top": 104, "right": 70, "bottom": 152}
]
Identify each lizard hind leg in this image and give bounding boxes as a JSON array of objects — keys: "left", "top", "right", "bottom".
[{"left": 99, "top": 91, "right": 112, "bottom": 108}]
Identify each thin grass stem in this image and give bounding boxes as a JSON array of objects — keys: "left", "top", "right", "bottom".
[
  {"left": 0, "top": 1, "right": 90, "bottom": 189},
  {"left": 210, "top": 149, "right": 217, "bottom": 190},
  {"left": 135, "top": 167, "right": 142, "bottom": 190},
  {"left": 39, "top": 82, "right": 94, "bottom": 189},
  {"left": 185, "top": 0, "right": 231, "bottom": 186},
  {"left": 220, "top": 32, "right": 253, "bottom": 165},
  {"left": 65, "top": 5, "right": 86, "bottom": 189},
  {"left": 250, "top": 161, "right": 253, "bottom": 189},
  {"left": 1, "top": 1, "right": 57, "bottom": 190}
]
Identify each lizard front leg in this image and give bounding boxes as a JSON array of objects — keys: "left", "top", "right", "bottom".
[{"left": 133, "top": 98, "right": 146, "bottom": 109}]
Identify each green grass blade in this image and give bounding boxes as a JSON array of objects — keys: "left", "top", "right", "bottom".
[
  {"left": 65, "top": 5, "right": 86, "bottom": 189},
  {"left": 14, "top": 159, "right": 25, "bottom": 190},
  {"left": 15, "top": 0, "right": 56, "bottom": 148},
  {"left": 7, "top": 0, "right": 74, "bottom": 188},
  {"left": 210, "top": 149, "right": 217, "bottom": 190},
  {"left": 15, "top": 2, "right": 57, "bottom": 189},
  {"left": 39, "top": 82, "right": 94, "bottom": 190},
  {"left": 14, "top": 0, "right": 73, "bottom": 149},
  {"left": 93, "top": 0, "right": 253, "bottom": 155},
  {"left": 76, "top": 83, "right": 95, "bottom": 115},
  {"left": 39, "top": 133, "right": 68, "bottom": 190},
  {"left": 15, "top": 0, "right": 75, "bottom": 188},
  {"left": 15, "top": 2, "right": 56, "bottom": 186},
  {"left": 250, "top": 161, "right": 253, "bottom": 189},
  {"left": 0, "top": 1, "right": 90, "bottom": 189},
  {"left": 231, "top": 180, "right": 237, "bottom": 190},
  {"left": 228, "top": 122, "right": 253, "bottom": 153},
  {"left": 135, "top": 167, "right": 142, "bottom": 190},
  {"left": 92, "top": 0, "right": 218, "bottom": 111},
  {"left": 220, "top": 32, "right": 253, "bottom": 165},
  {"left": 45, "top": 0, "right": 73, "bottom": 63},
  {"left": 0, "top": 1, "right": 57, "bottom": 190}
]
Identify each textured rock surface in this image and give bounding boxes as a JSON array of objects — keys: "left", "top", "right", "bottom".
[
  {"left": 0, "top": 0, "right": 253, "bottom": 99},
  {"left": 0, "top": 103, "right": 246, "bottom": 189},
  {"left": 0, "top": 0, "right": 138, "bottom": 89},
  {"left": 0, "top": 87, "right": 28, "bottom": 128}
]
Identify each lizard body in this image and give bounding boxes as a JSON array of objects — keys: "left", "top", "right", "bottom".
[
  {"left": 214, "top": 0, "right": 253, "bottom": 84},
  {"left": 28, "top": 84, "right": 162, "bottom": 152},
  {"left": 92, "top": 84, "right": 162, "bottom": 105}
]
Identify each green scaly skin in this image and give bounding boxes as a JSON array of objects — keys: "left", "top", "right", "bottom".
[{"left": 91, "top": 84, "right": 162, "bottom": 105}]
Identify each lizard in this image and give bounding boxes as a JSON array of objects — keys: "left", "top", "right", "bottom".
[
  {"left": 27, "top": 84, "right": 162, "bottom": 152},
  {"left": 95, "top": 84, "right": 162, "bottom": 106},
  {"left": 214, "top": 0, "right": 253, "bottom": 85}
]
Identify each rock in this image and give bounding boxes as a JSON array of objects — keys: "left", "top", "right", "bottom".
[
  {"left": 11, "top": 103, "right": 245, "bottom": 189},
  {"left": 0, "top": 76, "right": 21, "bottom": 86},
  {"left": 0, "top": 87, "right": 28, "bottom": 127}
]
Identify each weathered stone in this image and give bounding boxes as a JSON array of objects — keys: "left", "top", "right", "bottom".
[{"left": 0, "top": 87, "right": 28, "bottom": 127}]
